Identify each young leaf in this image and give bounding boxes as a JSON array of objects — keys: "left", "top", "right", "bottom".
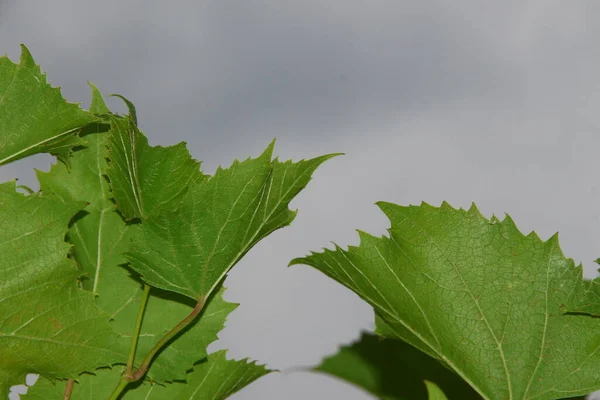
[
  {"left": 24, "top": 351, "right": 272, "bottom": 400},
  {"left": 0, "top": 46, "right": 98, "bottom": 165},
  {"left": 313, "top": 332, "right": 479, "bottom": 400},
  {"left": 106, "top": 115, "right": 204, "bottom": 220},
  {"left": 291, "top": 201, "right": 600, "bottom": 400},
  {"left": 0, "top": 181, "right": 123, "bottom": 397},
  {"left": 125, "top": 143, "right": 339, "bottom": 301}
]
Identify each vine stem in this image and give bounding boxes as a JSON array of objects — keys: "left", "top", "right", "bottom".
[
  {"left": 127, "top": 296, "right": 206, "bottom": 381},
  {"left": 107, "top": 283, "right": 151, "bottom": 400},
  {"left": 63, "top": 379, "right": 74, "bottom": 400}
]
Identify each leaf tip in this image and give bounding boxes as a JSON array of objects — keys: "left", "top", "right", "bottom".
[
  {"left": 19, "top": 43, "right": 35, "bottom": 66},
  {"left": 108, "top": 93, "right": 137, "bottom": 124},
  {"left": 263, "top": 139, "right": 276, "bottom": 159},
  {"left": 88, "top": 82, "right": 111, "bottom": 114}
]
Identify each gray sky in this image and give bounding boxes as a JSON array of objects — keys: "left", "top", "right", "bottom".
[{"left": 2, "top": 1, "right": 600, "bottom": 399}]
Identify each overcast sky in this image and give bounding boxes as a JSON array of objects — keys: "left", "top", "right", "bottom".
[{"left": 2, "top": 1, "right": 600, "bottom": 399}]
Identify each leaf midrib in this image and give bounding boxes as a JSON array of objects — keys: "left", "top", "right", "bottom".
[{"left": 398, "top": 211, "right": 512, "bottom": 399}]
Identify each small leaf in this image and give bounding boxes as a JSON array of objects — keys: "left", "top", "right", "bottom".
[
  {"left": 291, "top": 201, "right": 600, "bottom": 400},
  {"left": 313, "top": 332, "right": 479, "bottom": 400},
  {"left": 0, "top": 45, "right": 98, "bottom": 165},
  {"left": 0, "top": 181, "right": 124, "bottom": 397},
  {"left": 125, "top": 142, "right": 339, "bottom": 301}
]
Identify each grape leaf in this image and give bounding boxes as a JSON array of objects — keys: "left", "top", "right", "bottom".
[
  {"left": 313, "top": 332, "right": 480, "bottom": 400},
  {"left": 24, "top": 351, "right": 272, "bottom": 400},
  {"left": 105, "top": 114, "right": 204, "bottom": 221},
  {"left": 0, "top": 181, "right": 123, "bottom": 397},
  {"left": 291, "top": 201, "right": 600, "bottom": 400},
  {"left": 125, "top": 143, "right": 339, "bottom": 301},
  {"left": 0, "top": 45, "right": 98, "bottom": 165},
  {"left": 37, "top": 99, "right": 238, "bottom": 381}
]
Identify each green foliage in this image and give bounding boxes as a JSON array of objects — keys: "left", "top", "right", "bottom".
[
  {"left": 294, "top": 202, "right": 600, "bottom": 400},
  {"left": 1, "top": 46, "right": 332, "bottom": 399}
]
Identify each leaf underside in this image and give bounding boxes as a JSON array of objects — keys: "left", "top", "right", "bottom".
[
  {"left": 105, "top": 114, "right": 205, "bottom": 221},
  {"left": 37, "top": 91, "right": 237, "bottom": 382},
  {"left": 125, "top": 141, "right": 340, "bottom": 302},
  {"left": 23, "top": 350, "right": 272, "bottom": 400},
  {"left": 292, "top": 201, "right": 600, "bottom": 400},
  {"left": 0, "top": 181, "right": 123, "bottom": 397},
  {"left": 0, "top": 45, "right": 98, "bottom": 166}
]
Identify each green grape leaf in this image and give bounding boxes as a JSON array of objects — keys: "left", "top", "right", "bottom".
[
  {"left": 125, "top": 142, "right": 339, "bottom": 301},
  {"left": 25, "top": 351, "right": 271, "bottom": 400},
  {"left": 105, "top": 115, "right": 204, "bottom": 220},
  {"left": 313, "top": 333, "right": 479, "bottom": 400},
  {"left": 37, "top": 110, "right": 237, "bottom": 381},
  {"left": 0, "top": 45, "right": 98, "bottom": 165},
  {"left": 291, "top": 201, "right": 600, "bottom": 400},
  {"left": 0, "top": 181, "right": 123, "bottom": 397}
]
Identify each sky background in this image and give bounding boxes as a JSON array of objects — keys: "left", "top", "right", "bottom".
[{"left": 2, "top": 1, "right": 600, "bottom": 399}]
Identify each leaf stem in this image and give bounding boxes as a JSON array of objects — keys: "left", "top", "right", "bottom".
[
  {"left": 107, "top": 378, "right": 129, "bottom": 400},
  {"left": 106, "top": 284, "right": 151, "bottom": 400},
  {"left": 127, "top": 297, "right": 206, "bottom": 382},
  {"left": 126, "top": 284, "right": 151, "bottom": 376},
  {"left": 63, "top": 379, "right": 74, "bottom": 400}
]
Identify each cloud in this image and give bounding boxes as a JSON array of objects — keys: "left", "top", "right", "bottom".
[{"left": 3, "top": 2, "right": 600, "bottom": 399}]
